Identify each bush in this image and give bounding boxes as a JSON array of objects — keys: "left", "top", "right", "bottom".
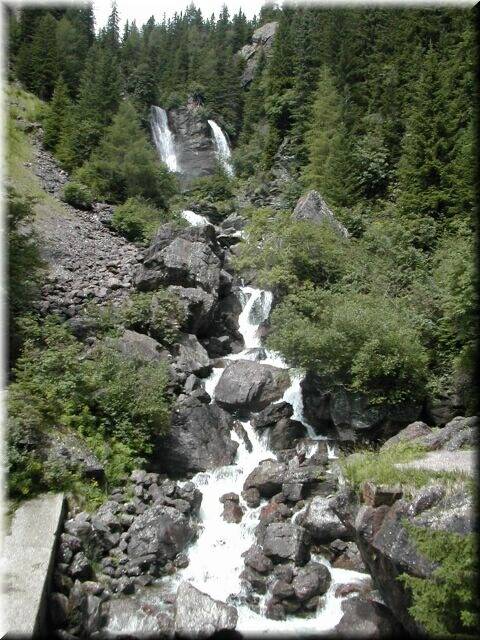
[
  {"left": 268, "top": 288, "right": 428, "bottom": 405},
  {"left": 62, "top": 181, "right": 94, "bottom": 209},
  {"left": 121, "top": 290, "right": 185, "bottom": 346},
  {"left": 7, "top": 315, "right": 172, "bottom": 500},
  {"left": 111, "top": 196, "right": 166, "bottom": 242},
  {"left": 399, "top": 527, "right": 479, "bottom": 636}
]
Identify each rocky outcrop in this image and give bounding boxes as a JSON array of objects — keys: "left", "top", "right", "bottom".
[
  {"left": 172, "top": 333, "right": 211, "bottom": 378},
  {"left": 215, "top": 360, "right": 290, "bottom": 414},
  {"left": 153, "top": 394, "right": 238, "bottom": 474},
  {"left": 296, "top": 495, "right": 350, "bottom": 544},
  {"left": 168, "top": 285, "right": 217, "bottom": 335},
  {"left": 40, "top": 430, "right": 104, "bottom": 481},
  {"left": 238, "top": 22, "right": 278, "bottom": 87},
  {"left": 175, "top": 582, "right": 238, "bottom": 638},
  {"left": 301, "top": 372, "right": 422, "bottom": 442},
  {"left": 292, "top": 190, "right": 349, "bottom": 238},
  {"left": 334, "top": 596, "right": 398, "bottom": 637},
  {"left": 331, "top": 480, "right": 475, "bottom": 635},
  {"left": 105, "top": 329, "right": 172, "bottom": 365},
  {"left": 168, "top": 99, "right": 218, "bottom": 181}
]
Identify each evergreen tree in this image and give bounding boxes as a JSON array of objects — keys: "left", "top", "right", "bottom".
[{"left": 43, "top": 76, "right": 72, "bottom": 150}]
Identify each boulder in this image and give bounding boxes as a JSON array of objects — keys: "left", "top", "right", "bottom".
[
  {"left": 262, "top": 522, "right": 309, "bottom": 565},
  {"left": 136, "top": 224, "right": 222, "bottom": 293},
  {"left": 293, "top": 191, "right": 349, "bottom": 237},
  {"left": 297, "top": 495, "right": 350, "bottom": 543},
  {"left": 175, "top": 582, "right": 238, "bottom": 638},
  {"left": 243, "top": 545, "right": 273, "bottom": 574},
  {"left": 268, "top": 418, "right": 307, "bottom": 451},
  {"left": 252, "top": 402, "right": 293, "bottom": 430},
  {"left": 418, "top": 415, "right": 477, "bottom": 451},
  {"left": 334, "top": 596, "right": 398, "bottom": 637},
  {"left": 292, "top": 562, "right": 331, "bottom": 601},
  {"left": 301, "top": 372, "right": 422, "bottom": 442},
  {"left": 106, "top": 329, "right": 171, "bottom": 365},
  {"left": 215, "top": 360, "right": 290, "bottom": 415},
  {"left": 172, "top": 333, "right": 211, "bottom": 378},
  {"left": 221, "top": 494, "right": 244, "bottom": 524},
  {"left": 153, "top": 395, "right": 238, "bottom": 474},
  {"left": 361, "top": 482, "right": 403, "bottom": 508},
  {"left": 243, "top": 459, "right": 286, "bottom": 498},
  {"left": 380, "top": 421, "right": 432, "bottom": 450},
  {"left": 168, "top": 286, "right": 217, "bottom": 335},
  {"left": 127, "top": 505, "right": 194, "bottom": 563},
  {"left": 41, "top": 430, "right": 104, "bottom": 481}
]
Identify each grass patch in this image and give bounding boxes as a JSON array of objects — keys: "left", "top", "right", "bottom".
[{"left": 339, "top": 441, "right": 469, "bottom": 493}]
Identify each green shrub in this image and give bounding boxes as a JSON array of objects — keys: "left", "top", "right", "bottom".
[
  {"left": 7, "top": 314, "right": 171, "bottom": 500},
  {"left": 111, "top": 196, "right": 166, "bottom": 242},
  {"left": 188, "top": 171, "right": 234, "bottom": 202},
  {"left": 122, "top": 290, "right": 185, "bottom": 346},
  {"left": 268, "top": 288, "right": 428, "bottom": 405},
  {"left": 62, "top": 181, "right": 94, "bottom": 209},
  {"left": 399, "top": 527, "right": 479, "bottom": 636}
]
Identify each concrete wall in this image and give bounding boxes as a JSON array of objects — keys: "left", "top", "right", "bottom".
[{"left": 2, "top": 493, "right": 66, "bottom": 637}]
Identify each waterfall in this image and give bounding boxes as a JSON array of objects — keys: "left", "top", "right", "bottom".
[
  {"left": 208, "top": 119, "right": 235, "bottom": 177},
  {"left": 106, "top": 286, "right": 366, "bottom": 636},
  {"left": 180, "top": 210, "right": 210, "bottom": 226},
  {"left": 150, "top": 106, "right": 179, "bottom": 172}
]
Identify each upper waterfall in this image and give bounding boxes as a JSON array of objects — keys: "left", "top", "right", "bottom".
[
  {"left": 150, "top": 106, "right": 179, "bottom": 172},
  {"left": 208, "top": 120, "right": 234, "bottom": 177}
]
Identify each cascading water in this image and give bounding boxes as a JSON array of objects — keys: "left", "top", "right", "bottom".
[
  {"left": 150, "top": 106, "right": 179, "bottom": 172},
  {"left": 172, "top": 286, "right": 368, "bottom": 635},
  {"left": 107, "top": 286, "right": 365, "bottom": 636},
  {"left": 180, "top": 210, "right": 210, "bottom": 226},
  {"left": 208, "top": 119, "right": 235, "bottom": 177}
]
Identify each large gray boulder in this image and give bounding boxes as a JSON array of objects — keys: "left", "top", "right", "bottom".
[
  {"left": 135, "top": 223, "right": 222, "bottom": 294},
  {"left": 168, "top": 285, "right": 217, "bottom": 335},
  {"left": 215, "top": 360, "right": 290, "bottom": 414},
  {"left": 127, "top": 505, "right": 195, "bottom": 563},
  {"left": 153, "top": 395, "right": 238, "bottom": 474},
  {"left": 175, "top": 582, "right": 238, "bottom": 638},
  {"left": 243, "top": 459, "right": 287, "bottom": 498},
  {"left": 172, "top": 333, "right": 211, "bottom": 378},
  {"left": 105, "top": 329, "right": 171, "bottom": 365},
  {"left": 262, "top": 522, "right": 309, "bottom": 565},
  {"left": 292, "top": 562, "right": 331, "bottom": 601},
  {"left": 239, "top": 22, "right": 278, "bottom": 87},
  {"left": 334, "top": 596, "right": 398, "bottom": 637},
  {"left": 293, "top": 191, "right": 349, "bottom": 238},
  {"left": 297, "top": 495, "right": 349, "bottom": 543}
]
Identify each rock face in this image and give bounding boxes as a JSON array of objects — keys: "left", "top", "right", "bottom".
[
  {"left": 262, "top": 522, "right": 309, "bottom": 565},
  {"left": 106, "top": 329, "right": 171, "bottom": 365},
  {"left": 243, "top": 459, "right": 286, "bottom": 498},
  {"left": 334, "top": 596, "right": 398, "bottom": 637},
  {"left": 175, "top": 582, "right": 238, "bottom": 638},
  {"left": 301, "top": 372, "right": 422, "bottom": 442},
  {"left": 168, "top": 285, "right": 217, "bottom": 335},
  {"left": 239, "top": 22, "right": 278, "bottom": 86},
  {"left": 172, "top": 333, "right": 211, "bottom": 378},
  {"left": 293, "top": 190, "right": 349, "bottom": 237},
  {"left": 41, "top": 430, "right": 104, "bottom": 481},
  {"left": 331, "top": 480, "right": 475, "bottom": 635},
  {"left": 127, "top": 505, "right": 194, "bottom": 563},
  {"left": 168, "top": 99, "right": 218, "bottom": 181},
  {"left": 215, "top": 360, "right": 290, "bottom": 414},
  {"left": 153, "top": 395, "right": 238, "bottom": 474}
]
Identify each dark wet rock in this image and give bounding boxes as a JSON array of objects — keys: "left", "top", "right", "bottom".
[
  {"left": 334, "top": 596, "right": 398, "bottom": 637},
  {"left": 301, "top": 372, "right": 422, "bottom": 442},
  {"left": 297, "top": 496, "right": 350, "bottom": 543},
  {"left": 221, "top": 494, "right": 245, "bottom": 523},
  {"left": 262, "top": 522, "right": 309, "bottom": 565},
  {"left": 293, "top": 190, "right": 349, "bottom": 237},
  {"left": 243, "top": 545, "right": 273, "bottom": 574},
  {"left": 240, "top": 566, "right": 268, "bottom": 594},
  {"left": 282, "top": 482, "right": 303, "bottom": 502},
  {"left": 251, "top": 402, "right": 293, "bottom": 430},
  {"left": 215, "top": 360, "right": 290, "bottom": 415},
  {"left": 233, "top": 421, "right": 253, "bottom": 452},
  {"left": 292, "top": 562, "right": 331, "bottom": 601},
  {"left": 331, "top": 541, "right": 367, "bottom": 573},
  {"left": 268, "top": 418, "right": 307, "bottom": 451},
  {"left": 172, "top": 333, "right": 211, "bottom": 378},
  {"left": 127, "top": 505, "right": 195, "bottom": 564},
  {"left": 168, "top": 285, "right": 217, "bottom": 335},
  {"left": 175, "top": 581, "right": 238, "bottom": 638},
  {"left": 153, "top": 395, "right": 238, "bottom": 474},
  {"left": 50, "top": 592, "right": 69, "bottom": 628},
  {"left": 242, "top": 487, "right": 261, "bottom": 508},
  {"left": 68, "top": 552, "right": 93, "bottom": 581},
  {"left": 265, "top": 600, "right": 286, "bottom": 620},
  {"left": 243, "top": 459, "right": 286, "bottom": 498}
]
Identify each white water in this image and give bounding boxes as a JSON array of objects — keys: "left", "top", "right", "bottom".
[
  {"left": 208, "top": 119, "right": 235, "bottom": 177},
  {"left": 150, "top": 106, "right": 179, "bottom": 172},
  {"left": 169, "top": 286, "right": 367, "bottom": 634},
  {"left": 180, "top": 209, "right": 210, "bottom": 226}
]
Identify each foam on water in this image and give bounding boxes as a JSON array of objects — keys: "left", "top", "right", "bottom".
[{"left": 180, "top": 209, "right": 210, "bottom": 226}]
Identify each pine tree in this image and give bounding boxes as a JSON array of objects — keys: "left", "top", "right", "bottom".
[
  {"left": 43, "top": 76, "right": 72, "bottom": 150},
  {"left": 302, "top": 65, "right": 354, "bottom": 207}
]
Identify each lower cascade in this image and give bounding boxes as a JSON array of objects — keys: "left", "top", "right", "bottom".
[{"left": 107, "top": 286, "right": 369, "bottom": 636}]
